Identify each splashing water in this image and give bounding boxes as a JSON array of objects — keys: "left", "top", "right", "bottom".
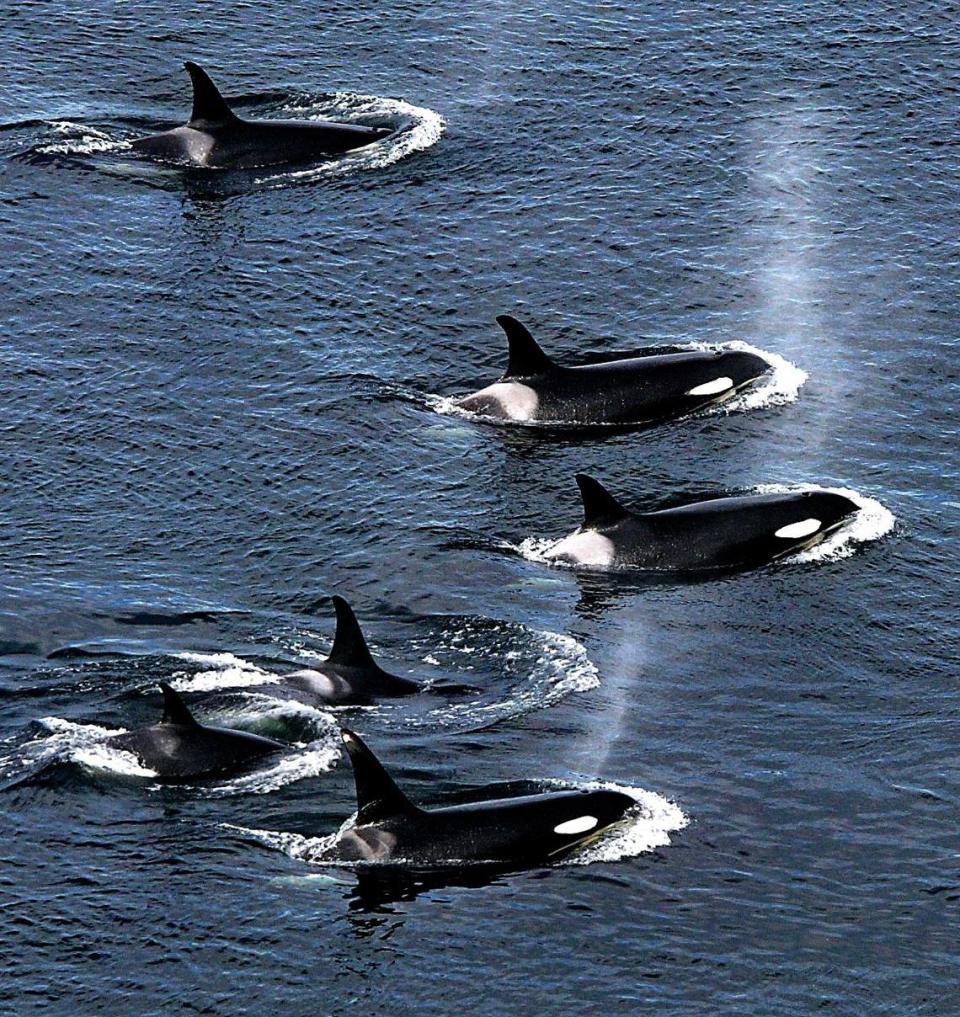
[
  {"left": 6, "top": 717, "right": 157, "bottom": 779},
  {"left": 172, "top": 693, "right": 341, "bottom": 797},
  {"left": 693, "top": 340, "right": 808, "bottom": 413},
  {"left": 171, "top": 651, "right": 282, "bottom": 692},
  {"left": 4, "top": 697, "right": 341, "bottom": 793},
  {"left": 35, "top": 121, "right": 132, "bottom": 156},
  {"left": 198, "top": 736, "right": 340, "bottom": 798},
  {"left": 224, "top": 821, "right": 343, "bottom": 865},
  {"left": 419, "top": 629, "right": 599, "bottom": 732},
  {"left": 254, "top": 93, "right": 445, "bottom": 186}
]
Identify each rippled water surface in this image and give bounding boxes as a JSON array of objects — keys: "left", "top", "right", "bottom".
[{"left": 2, "top": 1, "right": 958, "bottom": 1013}]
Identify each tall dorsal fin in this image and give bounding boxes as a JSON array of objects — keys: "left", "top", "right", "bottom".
[
  {"left": 340, "top": 728, "right": 418, "bottom": 824},
  {"left": 497, "top": 315, "right": 555, "bottom": 379},
  {"left": 575, "top": 473, "right": 630, "bottom": 528},
  {"left": 184, "top": 62, "right": 239, "bottom": 125},
  {"left": 327, "top": 596, "right": 376, "bottom": 670},
  {"left": 159, "top": 683, "right": 199, "bottom": 727}
]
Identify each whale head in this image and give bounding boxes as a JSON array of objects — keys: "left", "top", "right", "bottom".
[
  {"left": 768, "top": 490, "right": 860, "bottom": 549},
  {"left": 680, "top": 348, "right": 771, "bottom": 402}
]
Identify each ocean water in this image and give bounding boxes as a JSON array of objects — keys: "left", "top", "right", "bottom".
[{"left": 1, "top": 1, "right": 958, "bottom": 1013}]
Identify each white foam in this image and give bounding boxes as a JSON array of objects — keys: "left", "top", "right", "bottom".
[
  {"left": 755, "top": 483, "right": 896, "bottom": 562},
  {"left": 177, "top": 615, "right": 596, "bottom": 737},
  {"left": 255, "top": 93, "right": 445, "bottom": 186},
  {"left": 70, "top": 743, "right": 157, "bottom": 778},
  {"left": 33, "top": 93, "right": 442, "bottom": 183},
  {"left": 420, "top": 628, "right": 599, "bottom": 730},
  {"left": 34, "top": 716, "right": 125, "bottom": 738},
  {"left": 176, "top": 692, "right": 341, "bottom": 796},
  {"left": 428, "top": 394, "right": 476, "bottom": 420},
  {"left": 171, "top": 651, "right": 282, "bottom": 691},
  {"left": 6, "top": 693, "right": 342, "bottom": 790},
  {"left": 512, "top": 536, "right": 580, "bottom": 568},
  {"left": 19, "top": 717, "right": 156, "bottom": 778},
  {"left": 36, "top": 121, "right": 132, "bottom": 156},
  {"left": 210, "top": 694, "right": 335, "bottom": 731},
  {"left": 224, "top": 820, "right": 344, "bottom": 863},
  {"left": 280, "top": 618, "right": 598, "bottom": 730},
  {"left": 202, "top": 737, "right": 340, "bottom": 797}
]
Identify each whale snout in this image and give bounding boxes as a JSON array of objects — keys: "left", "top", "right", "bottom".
[
  {"left": 800, "top": 490, "right": 860, "bottom": 528},
  {"left": 592, "top": 789, "right": 636, "bottom": 825},
  {"left": 719, "top": 349, "right": 771, "bottom": 386}
]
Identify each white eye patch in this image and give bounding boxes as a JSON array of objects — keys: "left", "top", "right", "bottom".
[
  {"left": 775, "top": 518, "right": 821, "bottom": 539},
  {"left": 554, "top": 815, "right": 598, "bottom": 836},
  {"left": 686, "top": 377, "right": 733, "bottom": 397}
]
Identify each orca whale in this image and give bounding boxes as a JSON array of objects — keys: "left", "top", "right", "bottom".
[
  {"left": 543, "top": 474, "right": 859, "bottom": 571},
  {"left": 110, "top": 683, "right": 284, "bottom": 781},
  {"left": 454, "top": 315, "right": 771, "bottom": 426},
  {"left": 319, "top": 728, "right": 635, "bottom": 865},
  {"left": 131, "top": 62, "right": 391, "bottom": 169},
  {"left": 280, "top": 596, "right": 477, "bottom": 705},
  {"left": 281, "top": 596, "right": 423, "bottom": 705}
]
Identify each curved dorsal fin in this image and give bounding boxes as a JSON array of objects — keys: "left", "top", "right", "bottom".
[
  {"left": 340, "top": 728, "right": 417, "bottom": 824},
  {"left": 496, "top": 315, "right": 555, "bottom": 379},
  {"left": 327, "top": 596, "right": 376, "bottom": 670},
  {"left": 575, "top": 473, "right": 630, "bottom": 528},
  {"left": 184, "top": 62, "right": 238, "bottom": 125},
  {"left": 159, "top": 683, "right": 199, "bottom": 727}
]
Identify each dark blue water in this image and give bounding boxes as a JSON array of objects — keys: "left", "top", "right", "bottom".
[{"left": 2, "top": 2, "right": 958, "bottom": 1013}]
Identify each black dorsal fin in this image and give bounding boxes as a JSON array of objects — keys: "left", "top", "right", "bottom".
[
  {"left": 340, "top": 728, "right": 418, "bottom": 824},
  {"left": 497, "top": 315, "right": 555, "bottom": 379},
  {"left": 327, "top": 596, "right": 376, "bottom": 670},
  {"left": 575, "top": 473, "right": 630, "bottom": 528},
  {"left": 184, "top": 62, "right": 239, "bottom": 125},
  {"left": 159, "top": 683, "right": 199, "bottom": 727}
]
